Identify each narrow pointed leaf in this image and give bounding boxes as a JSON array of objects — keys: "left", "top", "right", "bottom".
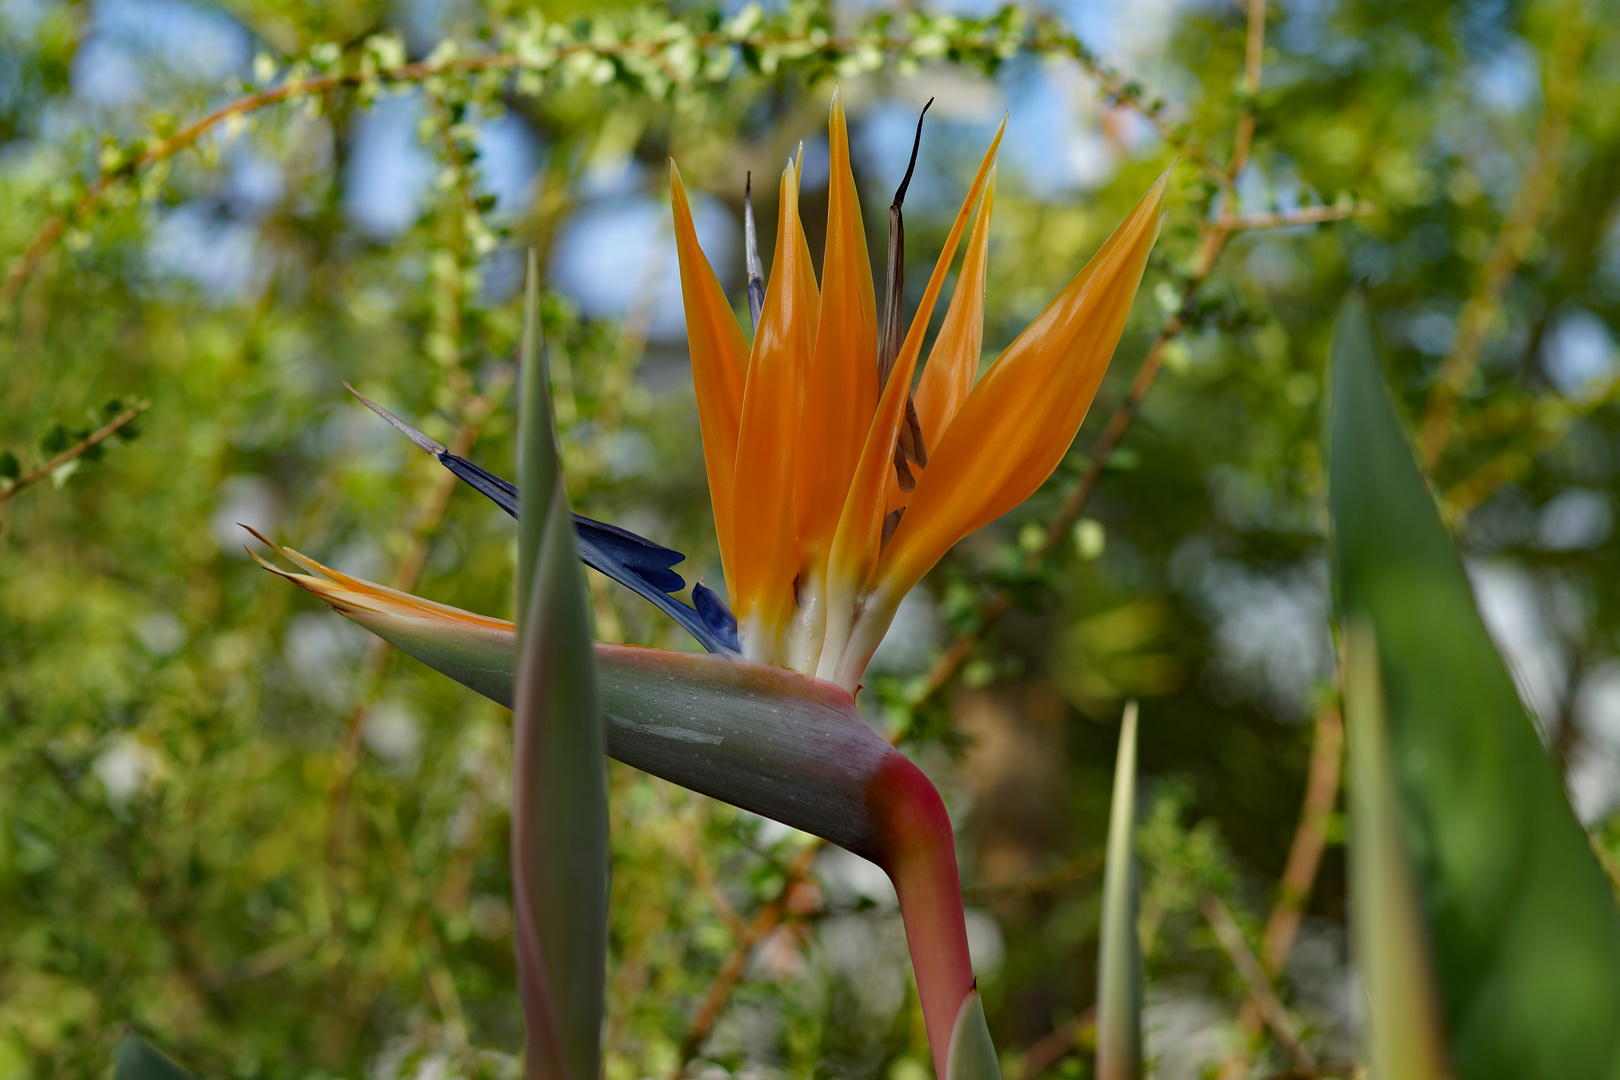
[
  {"left": 512, "top": 250, "right": 608, "bottom": 1080},
  {"left": 1327, "top": 292, "right": 1620, "bottom": 1080},
  {"left": 946, "top": 990, "right": 1002, "bottom": 1080},
  {"left": 1344, "top": 621, "right": 1452, "bottom": 1080},
  {"left": 1095, "top": 701, "right": 1141, "bottom": 1080},
  {"left": 114, "top": 1036, "right": 193, "bottom": 1080},
  {"left": 518, "top": 250, "right": 560, "bottom": 610}
]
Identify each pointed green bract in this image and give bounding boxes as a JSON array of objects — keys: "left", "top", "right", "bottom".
[
  {"left": 113, "top": 1036, "right": 193, "bottom": 1080},
  {"left": 511, "top": 250, "right": 608, "bottom": 1080},
  {"left": 1345, "top": 621, "right": 1452, "bottom": 1080},
  {"left": 1095, "top": 701, "right": 1141, "bottom": 1080},
  {"left": 1327, "top": 293, "right": 1620, "bottom": 1079},
  {"left": 945, "top": 990, "right": 1002, "bottom": 1080},
  {"left": 519, "top": 247, "right": 560, "bottom": 613}
]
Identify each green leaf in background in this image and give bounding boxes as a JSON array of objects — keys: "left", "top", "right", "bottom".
[
  {"left": 1094, "top": 701, "right": 1141, "bottom": 1080},
  {"left": 112, "top": 1035, "right": 193, "bottom": 1080},
  {"left": 1344, "top": 620, "right": 1452, "bottom": 1080},
  {"left": 1327, "top": 292, "right": 1620, "bottom": 1079},
  {"left": 511, "top": 248, "right": 608, "bottom": 1080}
]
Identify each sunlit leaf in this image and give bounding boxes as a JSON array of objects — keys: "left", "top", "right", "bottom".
[
  {"left": 1095, "top": 701, "right": 1141, "bottom": 1080},
  {"left": 1327, "top": 292, "right": 1620, "bottom": 1079},
  {"left": 1344, "top": 620, "right": 1452, "bottom": 1080}
]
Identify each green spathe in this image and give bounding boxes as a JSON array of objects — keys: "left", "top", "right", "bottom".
[{"left": 1327, "top": 292, "right": 1620, "bottom": 1079}]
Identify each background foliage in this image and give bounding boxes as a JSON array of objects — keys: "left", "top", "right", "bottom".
[{"left": 4, "top": 0, "right": 1620, "bottom": 1076}]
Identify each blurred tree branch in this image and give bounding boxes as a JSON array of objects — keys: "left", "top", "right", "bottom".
[
  {"left": 1201, "top": 892, "right": 1315, "bottom": 1077},
  {"left": 0, "top": 401, "right": 147, "bottom": 504},
  {"left": 1215, "top": 705, "right": 1343, "bottom": 1080},
  {"left": 1416, "top": 7, "right": 1589, "bottom": 466}
]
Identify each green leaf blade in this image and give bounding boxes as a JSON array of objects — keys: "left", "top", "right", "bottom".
[
  {"left": 512, "top": 249, "right": 608, "bottom": 1080},
  {"left": 1095, "top": 701, "right": 1141, "bottom": 1080},
  {"left": 1345, "top": 621, "right": 1452, "bottom": 1080},
  {"left": 1327, "top": 292, "right": 1620, "bottom": 1079}
]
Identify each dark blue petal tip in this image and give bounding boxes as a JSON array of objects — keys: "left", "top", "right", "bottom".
[{"left": 351, "top": 387, "right": 739, "bottom": 655}]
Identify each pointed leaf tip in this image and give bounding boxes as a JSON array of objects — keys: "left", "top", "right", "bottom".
[
  {"left": 512, "top": 249, "right": 608, "bottom": 1080},
  {"left": 347, "top": 383, "right": 449, "bottom": 456},
  {"left": 945, "top": 990, "right": 1001, "bottom": 1080},
  {"left": 114, "top": 1036, "right": 193, "bottom": 1080},
  {"left": 1344, "top": 622, "right": 1452, "bottom": 1080},
  {"left": 1096, "top": 701, "right": 1142, "bottom": 1080}
]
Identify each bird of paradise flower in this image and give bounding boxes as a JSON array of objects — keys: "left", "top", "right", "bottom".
[{"left": 255, "top": 91, "right": 1166, "bottom": 1078}]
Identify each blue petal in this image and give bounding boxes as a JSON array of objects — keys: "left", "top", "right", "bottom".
[
  {"left": 349, "top": 388, "right": 739, "bottom": 655},
  {"left": 692, "top": 582, "right": 741, "bottom": 653},
  {"left": 571, "top": 515, "right": 686, "bottom": 596}
]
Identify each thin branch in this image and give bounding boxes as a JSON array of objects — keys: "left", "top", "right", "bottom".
[
  {"left": 675, "top": 844, "right": 819, "bottom": 1075},
  {"left": 963, "top": 847, "right": 1104, "bottom": 902},
  {"left": 1226, "top": 202, "right": 1378, "bottom": 231},
  {"left": 1227, "top": 0, "right": 1268, "bottom": 180},
  {"left": 1201, "top": 893, "right": 1316, "bottom": 1077},
  {"left": 1261, "top": 705, "right": 1344, "bottom": 974},
  {"left": 1217, "top": 705, "right": 1344, "bottom": 1080},
  {"left": 1416, "top": 11, "right": 1588, "bottom": 465},
  {"left": 200, "top": 931, "right": 324, "bottom": 988},
  {"left": 1017, "top": 1007, "right": 1096, "bottom": 1080},
  {"left": 0, "top": 401, "right": 148, "bottom": 503},
  {"left": 0, "top": 36, "right": 719, "bottom": 308},
  {"left": 673, "top": 806, "right": 746, "bottom": 938},
  {"left": 1030, "top": 15, "right": 1222, "bottom": 179},
  {"left": 1, "top": 24, "right": 1167, "bottom": 312}
]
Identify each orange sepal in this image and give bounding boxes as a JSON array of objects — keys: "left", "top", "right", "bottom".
[
  {"left": 731, "top": 162, "right": 817, "bottom": 658},
  {"left": 243, "top": 526, "right": 516, "bottom": 632},
  {"left": 792, "top": 146, "right": 822, "bottom": 333},
  {"left": 670, "top": 163, "right": 750, "bottom": 585},
  {"left": 796, "top": 92, "right": 879, "bottom": 565},
  {"left": 879, "top": 170, "right": 1169, "bottom": 596}
]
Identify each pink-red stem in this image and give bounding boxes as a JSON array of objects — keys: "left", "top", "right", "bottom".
[{"left": 869, "top": 755, "right": 976, "bottom": 1079}]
